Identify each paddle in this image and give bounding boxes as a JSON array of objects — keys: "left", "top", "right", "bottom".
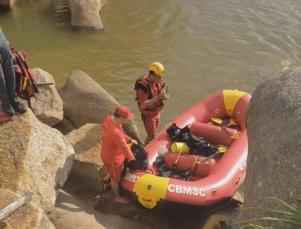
[
  {"left": 181, "top": 155, "right": 200, "bottom": 179},
  {"left": 210, "top": 118, "right": 233, "bottom": 137},
  {"left": 196, "top": 145, "right": 228, "bottom": 165},
  {"left": 173, "top": 145, "right": 228, "bottom": 180},
  {"left": 210, "top": 118, "right": 223, "bottom": 125},
  {"left": 217, "top": 144, "right": 228, "bottom": 153},
  {"left": 219, "top": 118, "right": 238, "bottom": 130},
  {"left": 211, "top": 118, "right": 238, "bottom": 128}
]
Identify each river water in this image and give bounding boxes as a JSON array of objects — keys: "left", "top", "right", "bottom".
[
  {"left": 1, "top": 0, "right": 300, "bottom": 138},
  {"left": 1, "top": 0, "right": 300, "bottom": 227}
]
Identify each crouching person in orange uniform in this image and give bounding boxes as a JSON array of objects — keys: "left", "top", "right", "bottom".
[{"left": 101, "top": 106, "right": 138, "bottom": 204}]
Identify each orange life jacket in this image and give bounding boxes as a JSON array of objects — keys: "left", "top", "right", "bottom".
[
  {"left": 134, "top": 75, "right": 164, "bottom": 115},
  {"left": 9, "top": 45, "right": 38, "bottom": 102}
]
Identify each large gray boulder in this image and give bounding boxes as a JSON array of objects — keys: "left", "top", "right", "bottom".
[
  {"left": 66, "top": 123, "right": 107, "bottom": 192},
  {"left": 67, "top": 0, "right": 106, "bottom": 31},
  {"left": 0, "top": 109, "right": 74, "bottom": 211},
  {"left": 244, "top": 68, "right": 301, "bottom": 227},
  {"left": 58, "top": 70, "right": 143, "bottom": 144},
  {"left": 30, "top": 68, "right": 64, "bottom": 127},
  {"left": 0, "top": 189, "right": 56, "bottom": 229}
]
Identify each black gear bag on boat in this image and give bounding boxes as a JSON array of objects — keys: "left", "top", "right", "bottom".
[
  {"left": 166, "top": 123, "right": 181, "bottom": 141},
  {"left": 166, "top": 123, "right": 216, "bottom": 156}
]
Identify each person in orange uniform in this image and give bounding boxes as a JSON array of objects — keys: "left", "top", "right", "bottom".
[
  {"left": 135, "top": 62, "right": 169, "bottom": 145},
  {"left": 101, "top": 106, "right": 138, "bottom": 204}
]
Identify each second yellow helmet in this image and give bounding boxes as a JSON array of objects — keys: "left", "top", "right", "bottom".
[{"left": 149, "top": 62, "right": 164, "bottom": 76}]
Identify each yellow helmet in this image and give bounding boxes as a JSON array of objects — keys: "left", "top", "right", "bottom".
[{"left": 149, "top": 62, "right": 164, "bottom": 76}]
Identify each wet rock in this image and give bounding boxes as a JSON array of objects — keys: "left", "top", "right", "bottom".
[
  {"left": 244, "top": 68, "right": 301, "bottom": 228},
  {"left": 67, "top": 0, "right": 106, "bottom": 31},
  {"left": 0, "top": 109, "right": 74, "bottom": 211},
  {"left": 30, "top": 68, "right": 64, "bottom": 127}
]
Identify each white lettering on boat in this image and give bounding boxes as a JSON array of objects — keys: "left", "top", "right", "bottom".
[
  {"left": 123, "top": 173, "right": 139, "bottom": 183},
  {"left": 239, "top": 153, "right": 248, "bottom": 172},
  {"left": 168, "top": 184, "right": 206, "bottom": 197}
]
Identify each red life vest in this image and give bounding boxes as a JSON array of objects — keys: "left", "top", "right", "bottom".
[{"left": 134, "top": 75, "right": 164, "bottom": 115}]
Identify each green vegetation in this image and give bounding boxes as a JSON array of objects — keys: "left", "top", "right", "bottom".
[{"left": 235, "top": 197, "right": 301, "bottom": 229}]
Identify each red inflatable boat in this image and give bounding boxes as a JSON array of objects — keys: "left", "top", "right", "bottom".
[{"left": 121, "top": 90, "right": 251, "bottom": 210}]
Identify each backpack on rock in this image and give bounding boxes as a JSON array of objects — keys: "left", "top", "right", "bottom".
[{"left": 9, "top": 45, "right": 38, "bottom": 108}]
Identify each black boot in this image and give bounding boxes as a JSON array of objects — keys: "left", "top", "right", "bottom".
[
  {"left": 1, "top": 103, "right": 15, "bottom": 117},
  {"left": 11, "top": 102, "right": 27, "bottom": 114}
]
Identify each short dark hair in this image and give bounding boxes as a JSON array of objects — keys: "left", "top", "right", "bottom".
[
  {"left": 149, "top": 70, "right": 156, "bottom": 76},
  {"left": 113, "top": 112, "right": 122, "bottom": 118}
]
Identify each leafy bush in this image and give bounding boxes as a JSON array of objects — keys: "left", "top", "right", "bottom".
[{"left": 235, "top": 196, "right": 301, "bottom": 229}]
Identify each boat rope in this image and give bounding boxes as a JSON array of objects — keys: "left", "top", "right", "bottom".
[
  {"left": 172, "top": 148, "right": 183, "bottom": 171},
  {"left": 191, "top": 155, "right": 199, "bottom": 172}
]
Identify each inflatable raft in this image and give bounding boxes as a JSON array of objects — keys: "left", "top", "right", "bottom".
[{"left": 121, "top": 90, "right": 251, "bottom": 211}]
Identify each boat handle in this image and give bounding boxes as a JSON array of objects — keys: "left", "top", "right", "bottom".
[{"left": 234, "top": 177, "right": 241, "bottom": 185}]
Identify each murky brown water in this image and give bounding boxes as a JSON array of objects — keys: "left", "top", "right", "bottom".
[
  {"left": 1, "top": 0, "right": 301, "bottom": 137},
  {"left": 1, "top": 0, "right": 300, "bottom": 226}
]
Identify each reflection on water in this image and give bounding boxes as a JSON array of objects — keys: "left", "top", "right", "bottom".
[{"left": 1, "top": 0, "right": 301, "bottom": 140}]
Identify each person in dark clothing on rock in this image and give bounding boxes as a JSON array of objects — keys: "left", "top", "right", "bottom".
[{"left": 0, "top": 28, "right": 27, "bottom": 116}]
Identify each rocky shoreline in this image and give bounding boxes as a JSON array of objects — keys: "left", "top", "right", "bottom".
[
  {"left": 0, "top": 68, "right": 146, "bottom": 228},
  {"left": 2, "top": 67, "right": 301, "bottom": 229}
]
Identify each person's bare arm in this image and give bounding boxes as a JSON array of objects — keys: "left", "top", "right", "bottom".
[{"left": 141, "top": 91, "right": 166, "bottom": 109}]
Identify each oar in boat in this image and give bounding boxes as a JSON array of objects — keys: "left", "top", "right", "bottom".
[
  {"left": 211, "top": 117, "right": 238, "bottom": 129},
  {"left": 181, "top": 155, "right": 200, "bottom": 179},
  {"left": 210, "top": 118, "right": 223, "bottom": 125},
  {"left": 210, "top": 118, "right": 233, "bottom": 137},
  {"left": 188, "top": 155, "right": 200, "bottom": 174},
  {"left": 219, "top": 118, "right": 238, "bottom": 130},
  {"left": 181, "top": 145, "right": 228, "bottom": 179},
  {"left": 196, "top": 145, "right": 228, "bottom": 165}
]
